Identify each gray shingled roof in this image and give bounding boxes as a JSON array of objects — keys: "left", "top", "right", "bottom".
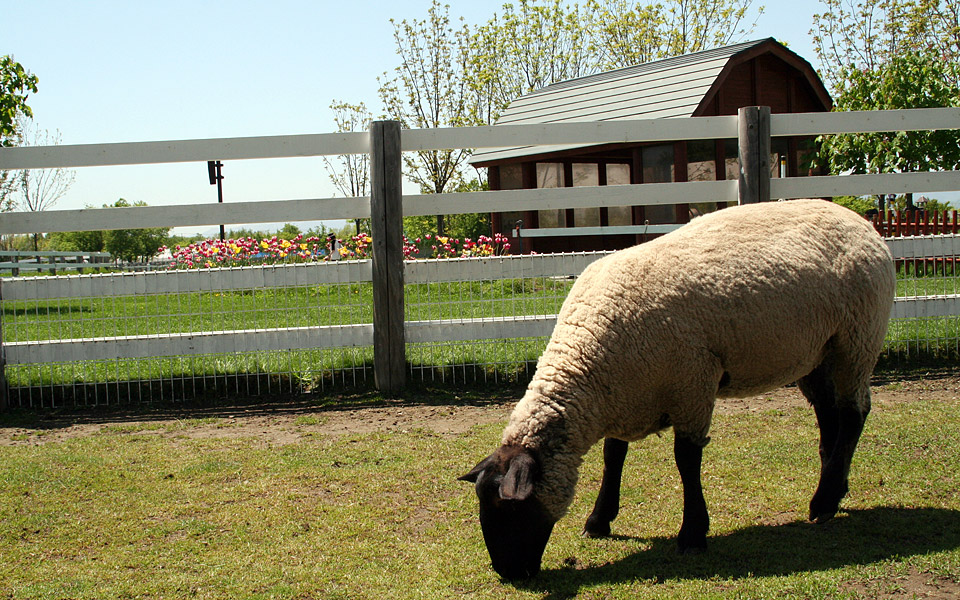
[{"left": 469, "top": 38, "right": 775, "bottom": 165}]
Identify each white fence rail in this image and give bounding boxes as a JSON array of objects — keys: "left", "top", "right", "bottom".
[
  {"left": 1, "top": 260, "right": 373, "bottom": 300},
  {"left": 3, "top": 108, "right": 957, "bottom": 231},
  {"left": 1, "top": 107, "right": 958, "bottom": 406},
  {"left": 3, "top": 243, "right": 951, "bottom": 359}
]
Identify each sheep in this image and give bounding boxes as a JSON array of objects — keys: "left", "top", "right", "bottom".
[{"left": 460, "top": 199, "right": 895, "bottom": 580}]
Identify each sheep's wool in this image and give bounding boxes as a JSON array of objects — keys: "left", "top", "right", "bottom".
[{"left": 501, "top": 200, "right": 895, "bottom": 521}]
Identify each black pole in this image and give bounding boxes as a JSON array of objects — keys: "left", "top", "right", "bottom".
[{"left": 208, "top": 160, "right": 225, "bottom": 241}]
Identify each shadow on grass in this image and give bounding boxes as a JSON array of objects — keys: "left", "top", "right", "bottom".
[
  {"left": 3, "top": 304, "right": 92, "bottom": 317},
  {"left": 0, "top": 380, "right": 524, "bottom": 431},
  {"left": 517, "top": 506, "right": 960, "bottom": 599}
]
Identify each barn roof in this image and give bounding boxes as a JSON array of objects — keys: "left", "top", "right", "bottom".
[{"left": 470, "top": 38, "right": 828, "bottom": 166}]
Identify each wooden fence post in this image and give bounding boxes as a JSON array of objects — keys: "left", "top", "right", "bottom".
[
  {"left": 738, "top": 106, "right": 771, "bottom": 205},
  {"left": 369, "top": 120, "right": 406, "bottom": 395}
]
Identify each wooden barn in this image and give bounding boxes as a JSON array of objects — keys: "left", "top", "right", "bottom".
[{"left": 469, "top": 38, "right": 833, "bottom": 254}]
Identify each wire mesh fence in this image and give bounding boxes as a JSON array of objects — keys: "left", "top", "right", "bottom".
[
  {"left": 882, "top": 234, "right": 960, "bottom": 367},
  {"left": 403, "top": 253, "right": 603, "bottom": 385},
  {"left": 1, "top": 261, "right": 375, "bottom": 408},
  {"left": 2, "top": 239, "right": 959, "bottom": 409},
  {"left": 5, "top": 348, "right": 374, "bottom": 408}
]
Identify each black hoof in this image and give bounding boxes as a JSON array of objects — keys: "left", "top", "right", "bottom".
[
  {"left": 809, "top": 494, "right": 841, "bottom": 523},
  {"left": 583, "top": 517, "right": 611, "bottom": 538},
  {"left": 677, "top": 532, "right": 707, "bottom": 554},
  {"left": 811, "top": 510, "right": 837, "bottom": 524}
]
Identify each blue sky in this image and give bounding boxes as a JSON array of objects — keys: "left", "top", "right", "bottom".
[{"left": 4, "top": 0, "right": 827, "bottom": 233}]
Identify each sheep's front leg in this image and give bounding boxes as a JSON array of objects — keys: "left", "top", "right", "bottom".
[
  {"left": 584, "top": 438, "right": 629, "bottom": 538},
  {"left": 674, "top": 434, "right": 709, "bottom": 553}
]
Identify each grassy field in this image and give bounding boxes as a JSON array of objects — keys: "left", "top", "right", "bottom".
[
  {"left": 2, "top": 278, "right": 574, "bottom": 342},
  {"left": 1, "top": 384, "right": 959, "bottom": 599}
]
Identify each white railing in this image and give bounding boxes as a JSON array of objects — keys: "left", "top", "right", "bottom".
[
  {"left": 2, "top": 108, "right": 956, "bottom": 234},
  {"left": 1, "top": 107, "right": 958, "bottom": 405}
]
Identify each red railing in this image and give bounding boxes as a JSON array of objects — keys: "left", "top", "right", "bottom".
[
  {"left": 872, "top": 210, "right": 960, "bottom": 276},
  {"left": 872, "top": 210, "right": 960, "bottom": 237}
]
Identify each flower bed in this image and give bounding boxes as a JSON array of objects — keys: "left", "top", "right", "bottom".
[{"left": 163, "top": 232, "right": 511, "bottom": 269}]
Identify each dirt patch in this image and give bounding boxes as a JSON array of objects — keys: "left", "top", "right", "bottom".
[
  {"left": 2, "top": 376, "right": 958, "bottom": 447},
  {"left": 843, "top": 566, "right": 960, "bottom": 599},
  {"left": 0, "top": 400, "right": 515, "bottom": 447}
]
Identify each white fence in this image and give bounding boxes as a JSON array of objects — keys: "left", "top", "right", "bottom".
[
  {"left": 1, "top": 107, "right": 959, "bottom": 407},
  {"left": 0, "top": 250, "right": 112, "bottom": 274}
]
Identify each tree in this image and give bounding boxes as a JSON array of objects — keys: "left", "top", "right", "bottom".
[
  {"left": 811, "top": 0, "right": 960, "bottom": 91},
  {"left": 832, "top": 195, "right": 879, "bottom": 215},
  {"left": 277, "top": 223, "right": 301, "bottom": 239},
  {"left": 322, "top": 100, "right": 373, "bottom": 233},
  {"left": 817, "top": 51, "right": 960, "bottom": 211},
  {"left": 466, "top": 0, "right": 763, "bottom": 124},
  {"left": 12, "top": 118, "right": 76, "bottom": 249},
  {"left": 469, "top": 0, "right": 596, "bottom": 122},
  {"left": 401, "top": 179, "right": 492, "bottom": 240},
  {"left": 379, "top": 0, "right": 476, "bottom": 235},
  {"left": 47, "top": 222, "right": 105, "bottom": 253},
  {"left": 102, "top": 199, "right": 170, "bottom": 262},
  {"left": 811, "top": 0, "right": 960, "bottom": 213},
  {"left": 0, "top": 162, "right": 17, "bottom": 213},
  {"left": 1, "top": 56, "right": 38, "bottom": 215},
  {"left": 585, "top": 0, "right": 762, "bottom": 70},
  {"left": 0, "top": 56, "right": 37, "bottom": 146},
  {"left": 444, "top": 178, "right": 492, "bottom": 240}
]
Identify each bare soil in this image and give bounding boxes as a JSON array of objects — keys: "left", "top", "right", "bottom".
[{"left": 2, "top": 375, "right": 959, "bottom": 447}]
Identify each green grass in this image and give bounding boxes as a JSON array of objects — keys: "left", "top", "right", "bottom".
[
  {"left": 897, "top": 270, "right": 960, "bottom": 297},
  {"left": 0, "top": 392, "right": 958, "bottom": 599},
  {"left": 2, "top": 278, "right": 574, "bottom": 342}
]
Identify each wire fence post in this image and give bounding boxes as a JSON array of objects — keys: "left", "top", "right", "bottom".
[
  {"left": 738, "top": 106, "right": 771, "bottom": 204},
  {"left": 369, "top": 120, "right": 406, "bottom": 395},
  {"left": 0, "top": 279, "right": 6, "bottom": 411}
]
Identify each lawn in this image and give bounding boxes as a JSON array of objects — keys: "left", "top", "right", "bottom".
[
  {"left": 1, "top": 278, "right": 575, "bottom": 343},
  {"left": 1, "top": 384, "right": 958, "bottom": 599}
]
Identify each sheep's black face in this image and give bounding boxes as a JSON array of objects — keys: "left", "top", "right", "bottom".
[{"left": 459, "top": 445, "right": 556, "bottom": 580}]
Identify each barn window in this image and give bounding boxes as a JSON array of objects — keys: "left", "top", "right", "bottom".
[
  {"left": 687, "top": 140, "right": 719, "bottom": 218},
  {"left": 536, "top": 163, "right": 566, "bottom": 227},
  {"left": 500, "top": 163, "right": 522, "bottom": 189},
  {"left": 723, "top": 139, "right": 740, "bottom": 181},
  {"left": 642, "top": 145, "right": 676, "bottom": 224},
  {"left": 573, "top": 163, "right": 600, "bottom": 227},
  {"left": 498, "top": 163, "right": 524, "bottom": 236},
  {"left": 606, "top": 163, "right": 632, "bottom": 226}
]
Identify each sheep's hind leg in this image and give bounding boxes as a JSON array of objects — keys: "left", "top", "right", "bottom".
[
  {"left": 799, "top": 363, "right": 841, "bottom": 488},
  {"left": 801, "top": 362, "right": 871, "bottom": 523},
  {"left": 674, "top": 434, "right": 709, "bottom": 553},
  {"left": 584, "top": 438, "right": 629, "bottom": 538}
]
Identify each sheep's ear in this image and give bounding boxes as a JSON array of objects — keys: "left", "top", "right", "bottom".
[
  {"left": 499, "top": 451, "right": 537, "bottom": 501},
  {"left": 458, "top": 453, "right": 496, "bottom": 483}
]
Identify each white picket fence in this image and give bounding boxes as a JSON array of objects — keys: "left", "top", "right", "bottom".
[{"left": 0, "top": 107, "right": 958, "bottom": 406}]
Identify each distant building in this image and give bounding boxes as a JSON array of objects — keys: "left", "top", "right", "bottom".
[{"left": 469, "top": 38, "right": 832, "bottom": 254}]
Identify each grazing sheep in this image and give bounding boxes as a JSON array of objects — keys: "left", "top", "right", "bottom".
[{"left": 460, "top": 199, "right": 895, "bottom": 580}]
